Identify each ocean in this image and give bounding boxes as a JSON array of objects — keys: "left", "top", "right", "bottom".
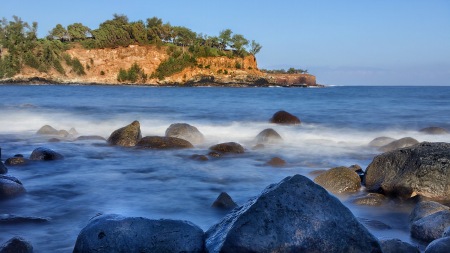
[{"left": 1, "top": 85, "right": 449, "bottom": 252}]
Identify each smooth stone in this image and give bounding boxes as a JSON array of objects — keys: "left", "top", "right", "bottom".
[
  {"left": 254, "top": 128, "right": 282, "bottom": 144},
  {"left": 314, "top": 166, "right": 361, "bottom": 194},
  {"left": 75, "top": 135, "right": 106, "bottom": 141},
  {"left": 266, "top": 157, "right": 286, "bottom": 167},
  {"left": 136, "top": 136, "right": 193, "bottom": 149},
  {"left": 420, "top": 127, "right": 449, "bottom": 135},
  {"left": 4, "top": 157, "right": 27, "bottom": 166},
  {"left": 0, "top": 236, "right": 33, "bottom": 253},
  {"left": 410, "top": 201, "right": 450, "bottom": 223},
  {"left": 352, "top": 193, "right": 387, "bottom": 206},
  {"left": 380, "top": 239, "right": 419, "bottom": 253},
  {"left": 369, "top": 136, "right": 396, "bottom": 147},
  {"left": 269, "top": 110, "right": 301, "bottom": 125},
  {"left": 378, "top": 137, "right": 419, "bottom": 152},
  {"left": 0, "top": 175, "right": 26, "bottom": 199},
  {"left": 209, "top": 142, "right": 244, "bottom": 154},
  {"left": 411, "top": 210, "right": 450, "bottom": 243},
  {"left": 211, "top": 192, "right": 238, "bottom": 210},
  {"left": 29, "top": 147, "right": 64, "bottom": 161},
  {"left": 190, "top": 154, "right": 209, "bottom": 161},
  {"left": 36, "top": 124, "right": 59, "bottom": 135},
  {"left": 165, "top": 123, "right": 204, "bottom": 144},
  {"left": 424, "top": 237, "right": 450, "bottom": 253},
  {"left": 107, "top": 120, "right": 142, "bottom": 147},
  {"left": 69, "top": 127, "right": 78, "bottom": 136}
]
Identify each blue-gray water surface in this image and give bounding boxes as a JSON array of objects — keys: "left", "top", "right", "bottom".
[{"left": 1, "top": 85, "right": 449, "bottom": 252}]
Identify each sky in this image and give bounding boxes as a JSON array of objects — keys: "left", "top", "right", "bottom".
[{"left": 1, "top": 0, "right": 449, "bottom": 86}]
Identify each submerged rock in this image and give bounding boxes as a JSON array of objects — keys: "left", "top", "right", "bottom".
[
  {"left": 266, "top": 157, "right": 286, "bottom": 167},
  {"left": 211, "top": 192, "right": 238, "bottom": 210},
  {"left": 0, "top": 214, "right": 50, "bottom": 224},
  {"left": 352, "top": 193, "right": 387, "bottom": 206},
  {"left": 4, "top": 157, "right": 27, "bottom": 166},
  {"left": 136, "top": 136, "right": 194, "bottom": 149},
  {"left": 209, "top": 142, "right": 244, "bottom": 154},
  {"left": 269, "top": 110, "right": 301, "bottom": 125},
  {"left": 425, "top": 237, "right": 450, "bottom": 253},
  {"left": 0, "top": 175, "right": 25, "bottom": 199},
  {"left": 368, "top": 136, "right": 396, "bottom": 147},
  {"left": 378, "top": 137, "right": 419, "bottom": 152},
  {"left": 411, "top": 210, "right": 450, "bottom": 243},
  {"left": 107, "top": 120, "right": 142, "bottom": 147},
  {"left": 73, "top": 214, "right": 204, "bottom": 253},
  {"left": 36, "top": 124, "right": 59, "bottom": 135},
  {"left": 380, "top": 239, "right": 419, "bottom": 253},
  {"left": 0, "top": 163, "right": 7, "bottom": 174},
  {"left": 75, "top": 135, "right": 106, "bottom": 141},
  {"left": 314, "top": 166, "right": 361, "bottom": 194},
  {"left": 205, "top": 174, "right": 381, "bottom": 253},
  {"left": 29, "top": 147, "right": 64, "bottom": 161},
  {"left": 254, "top": 128, "right": 282, "bottom": 144},
  {"left": 165, "top": 123, "right": 204, "bottom": 144},
  {"left": 365, "top": 142, "right": 450, "bottom": 200},
  {"left": 410, "top": 201, "right": 450, "bottom": 223},
  {"left": 420, "top": 127, "right": 449, "bottom": 135},
  {"left": 0, "top": 236, "right": 33, "bottom": 253},
  {"left": 190, "top": 154, "right": 209, "bottom": 161}
]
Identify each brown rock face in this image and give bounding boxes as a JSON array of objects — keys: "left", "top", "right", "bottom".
[
  {"left": 136, "top": 136, "right": 194, "bottom": 149},
  {"left": 107, "top": 121, "right": 142, "bottom": 147},
  {"left": 269, "top": 111, "right": 301, "bottom": 125}
]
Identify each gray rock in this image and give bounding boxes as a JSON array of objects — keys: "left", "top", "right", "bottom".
[
  {"left": 69, "top": 127, "right": 78, "bottom": 136},
  {"left": 4, "top": 157, "right": 27, "bottom": 166},
  {"left": 269, "top": 110, "right": 301, "bottom": 125},
  {"left": 352, "top": 193, "right": 387, "bottom": 206},
  {"left": 314, "top": 166, "right": 361, "bottom": 194},
  {"left": 36, "top": 124, "right": 59, "bottom": 135},
  {"left": 0, "top": 175, "right": 26, "bottom": 199},
  {"left": 212, "top": 192, "right": 238, "bottom": 210},
  {"left": 107, "top": 120, "right": 142, "bottom": 147},
  {"left": 425, "top": 237, "right": 450, "bottom": 253},
  {"left": 0, "top": 162, "right": 7, "bottom": 174},
  {"left": 369, "top": 136, "right": 396, "bottom": 147},
  {"left": 136, "top": 136, "right": 194, "bottom": 149},
  {"left": 73, "top": 214, "right": 204, "bottom": 253},
  {"left": 365, "top": 142, "right": 450, "bottom": 200},
  {"left": 165, "top": 123, "right": 204, "bottom": 144},
  {"left": 205, "top": 174, "right": 381, "bottom": 253},
  {"left": 420, "top": 127, "right": 449, "bottom": 135},
  {"left": 0, "top": 214, "right": 50, "bottom": 224},
  {"left": 410, "top": 201, "right": 450, "bottom": 223},
  {"left": 378, "top": 137, "right": 419, "bottom": 152},
  {"left": 380, "top": 239, "right": 419, "bottom": 253},
  {"left": 254, "top": 128, "right": 282, "bottom": 144},
  {"left": 209, "top": 142, "right": 244, "bottom": 154},
  {"left": 443, "top": 226, "right": 450, "bottom": 237},
  {"left": 29, "top": 147, "right": 64, "bottom": 161},
  {"left": 0, "top": 236, "right": 33, "bottom": 253},
  {"left": 75, "top": 135, "right": 106, "bottom": 141},
  {"left": 58, "top": 129, "right": 69, "bottom": 137},
  {"left": 411, "top": 210, "right": 450, "bottom": 242}
]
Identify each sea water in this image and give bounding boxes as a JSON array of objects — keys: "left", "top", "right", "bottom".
[{"left": 0, "top": 85, "right": 449, "bottom": 252}]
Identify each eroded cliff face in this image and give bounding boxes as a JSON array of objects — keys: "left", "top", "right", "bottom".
[{"left": 5, "top": 44, "right": 317, "bottom": 87}]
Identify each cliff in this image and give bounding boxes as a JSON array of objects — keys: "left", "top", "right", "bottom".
[{"left": 2, "top": 44, "right": 318, "bottom": 87}]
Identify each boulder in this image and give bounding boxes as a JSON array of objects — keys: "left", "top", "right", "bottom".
[
  {"left": 0, "top": 236, "right": 33, "bottom": 253},
  {"left": 107, "top": 120, "right": 142, "bottom": 147},
  {"left": 369, "top": 137, "right": 396, "bottom": 147},
  {"left": 352, "top": 193, "right": 387, "bottom": 206},
  {"left": 380, "top": 239, "right": 419, "bottom": 253},
  {"left": 269, "top": 110, "right": 301, "bottom": 125},
  {"left": 410, "top": 201, "right": 450, "bottom": 223},
  {"left": 4, "top": 157, "right": 27, "bottom": 166},
  {"left": 254, "top": 128, "right": 282, "bottom": 144},
  {"left": 136, "top": 136, "right": 193, "bottom": 149},
  {"left": 411, "top": 210, "right": 450, "bottom": 242},
  {"left": 58, "top": 129, "right": 69, "bottom": 137},
  {"left": 69, "top": 127, "right": 78, "bottom": 136},
  {"left": 0, "top": 162, "right": 7, "bottom": 174},
  {"left": 425, "top": 237, "right": 450, "bottom": 253},
  {"left": 209, "top": 142, "right": 244, "bottom": 154},
  {"left": 444, "top": 226, "right": 450, "bottom": 237},
  {"left": 205, "top": 174, "right": 381, "bottom": 253},
  {"left": 36, "top": 124, "right": 59, "bottom": 135},
  {"left": 314, "top": 166, "right": 361, "bottom": 194},
  {"left": 29, "top": 147, "right": 64, "bottom": 161},
  {"left": 165, "top": 123, "right": 204, "bottom": 144},
  {"left": 0, "top": 175, "right": 26, "bottom": 199},
  {"left": 266, "top": 157, "right": 286, "bottom": 167},
  {"left": 75, "top": 135, "right": 106, "bottom": 141},
  {"left": 420, "top": 127, "right": 449, "bottom": 135},
  {"left": 73, "top": 214, "right": 204, "bottom": 253},
  {"left": 365, "top": 142, "right": 450, "bottom": 200},
  {"left": 190, "top": 154, "right": 209, "bottom": 161},
  {"left": 378, "top": 137, "right": 419, "bottom": 152},
  {"left": 211, "top": 192, "right": 238, "bottom": 210}
]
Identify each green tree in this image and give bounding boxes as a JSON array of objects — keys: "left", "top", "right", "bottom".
[
  {"left": 67, "top": 23, "right": 91, "bottom": 41},
  {"left": 231, "top": 34, "right": 249, "bottom": 57},
  {"left": 49, "top": 24, "right": 68, "bottom": 41},
  {"left": 218, "top": 29, "right": 232, "bottom": 51},
  {"left": 127, "top": 21, "right": 148, "bottom": 44},
  {"left": 250, "top": 40, "right": 262, "bottom": 55}
]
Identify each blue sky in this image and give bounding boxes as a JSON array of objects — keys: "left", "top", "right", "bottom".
[{"left": 1, "top": 0, "right": 449, "bottom": 85}]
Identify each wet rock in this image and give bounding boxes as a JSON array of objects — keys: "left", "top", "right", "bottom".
[
  {"left": 358, "top": 217, "right": 392, "bottom": 230},
  {"left": 29, "top": 147, "right": 64, "bottom": 161},
  {"left": 0, "top": 162, "right": 7, "bottom": 174},
  {"left": 369, "top": 136, "right": 396, "bottom": 147},
  {"left": 352, "top": 193, "right": 387, "bottom": 206},
  {"left": 252, "top": 143, "right": 265, "bottom": 150},
  {"left": 420, "top": 127, "right": 449, "bottom": 135},
  {"left": 208, "top": 151, "right": 222, "bottom": 158},
  {"left": 444, "top": 226, "right": 450, "bottom": 237},
  {"left": 269, "top": 110, "right": 301, "bottom": 125},
  {"left": 69, "top": 127, "right": 78, "bottom": 136},
  {"left": 365, "top": 142, "right": 450, "bottom": 200},
  {"left": 73, "top": 214, "right": 204, "bottom": 253},
  {"left": 314, "top": 166, "right": 361, "bottom": 194},
  {"left": 75, "top": 135, "right": 106, "bottom": 141},
  {"left": 411, "top": 210, "right": 450, "bottom": 242},
  {"left": 107, "top": 120, "right": 142, "bottom": 147},
  {"left": 165, "top": 123, "right": 204, "bottom": 144},
  {"left": 0, "top": 214, "right": 50, "bottom": 224},
  {"left": 190, "top": 154, "right": 209, "bottom": 161},
  {"left": 266, "top": 157, "right": 286, "bottom": 167},
  {"left": 378, "top": 137, "right": 419, "bottom": 152},
  {"left": 205, "top": 175, "right": 381, "bottom": 253},
  {"left": 136, "top": 136, "right": 193, "bottom": 149},
  {"left": 425, "top": 237, "right": 450, "bottom": 253},
  {"left": 209, "top": 142, "right": 244, "bottom": 154},
  {"left": 4, "top": 157, "right": 27, "bottom": 166},
  {"left": 0, "top": 236, "right": 33, "bottom": 253},
  {"left": 380, "top": 239, "right": 419, "bottom": 253},
  {"left": 0, "top": 175, "right": 25, "bottom": 199},
  {"left": 254, "top": 128, "right": 282, "bottom": 144},
  {"left": 410, "top": 201, "right": 450, "bottom": 223},
  {"left": 349, "top": 164, "right": 363, "bottom": 173},
  {"left": 211, "top": 192, "right": 238, "bottom": 210},
  {"left": 48, "top": 138, "right": 61, "bottom": 142},
  {"left": 58, "top": 129, "right": 69, "bottom": 137},
  {"left": 36, "top": 124, "right": 59, "bottom": 135}
]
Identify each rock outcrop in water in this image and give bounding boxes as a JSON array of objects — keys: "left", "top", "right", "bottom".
[
  {"left": 314, "top": 166, "right": 361, "bottom": 194},
  {"left": 165, "top": 123, "right": 204, "bottom": 144},
  {"left": 0, "top": 236, "right": 33, "bottom": 253},
  {"left": 420, "top": 127, "right": 449, "bottom": 135},
  {"left": 136, "top": 136, "right": 194, "bottom": 149},
  {"left": 254, "top": 128, "right": 283, "bottom": 144},
  {"left": 107, "top": 121, "right": 142, "bottom": 147},
  {"left": 365, "top": 142, "right": 450, "bottom": 201},
  {"left": 0, "top": 175, "right": 25, "bottom": 199},
  {"left": 269, "top": 110, "right": 301, "bottom": 125},
  {"left": 378, "top": 137, "right": 419, "bottom": 152},
  {"left": 29, "top": 147, "right": 64, "bottom": 161},
  {"left": 209, "top": 142, "right": 245, "bottom": 154}
]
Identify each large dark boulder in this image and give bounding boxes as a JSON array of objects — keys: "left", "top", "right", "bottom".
[
  {"left": 165, "top": 123, "right": 204, "bottom": 144},
  {"left": 254, "top": 128, "right": 282, "bottom": 144},
  {"left": 379, "top": 239, "right": 419, "bottom": 253},
  {"left": 136, "top": 136, "right": 193, "bottom": 149},
  {"left": 107, "top": 121, "right": 142, "bottom": 147},
  {"left": 314, "top": 166, "right": 361, "bottom": 194},
  {"left": 0, "top": 163, "right": 7, "bottom": 174},
  {"left": 205, "top": 174, "right": 381, "bottom": 253},
  {"left": 0, "top": 175, "right": 25, "bottom": 199},
  {"left": 420, "top": 127, "right": 449, "bottom": 135},
  {"left": 425, "top": 237, "right": 450, "bottom": 253},
  {"left": 378, "top": 137, "right": 419, "bottom": 152},
  {"left": 73, "top": 214, "right": 204, "bottom": 253},
  {"left": 29, "top": 147, "right": 64, "bottom": 161},
  {"left": 269, "top": 110, "right": 301, "bottom": 125},
  {"left": 410, "top": 201, "right": 450, "bottom": 223},
  {"left": 365, "top": 142, "right": 450, "bottom": 200},
  {"left": 411, "top": 210, "right": 450, "bottom": 243},
  {"left": 0, "top": 236, "right": 33, "bottom": 253},
  {"left": 209, "top": 142, "right": 244, "bottom": 154},
  {"left": 368, "top": 136, "right": 396, "bottom": 147}
]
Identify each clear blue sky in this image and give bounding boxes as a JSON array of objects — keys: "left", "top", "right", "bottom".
[{"left": 1, "top": 0, "right": 449, "bottom": 85}]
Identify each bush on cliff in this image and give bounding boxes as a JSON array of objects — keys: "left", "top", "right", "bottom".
[{"left": 117, "top": 63, "right": 147, "bottom": 83}]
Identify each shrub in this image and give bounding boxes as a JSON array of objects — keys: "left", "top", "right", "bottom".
[
  {"left": 117, "top": 62, "right": 147, "bottom": 83},
  {"left": 71, "top": 57, "right": 86, "bottom": 75},
  {"left": 235, "top": 62, "right": 242, "bottom": 69},
  {"left": 100, "top": 70, "right": 105, "bottom": 75}
]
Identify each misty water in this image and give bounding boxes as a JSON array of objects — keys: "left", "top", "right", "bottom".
[{"left": 1, "top": 85, "right": 449, "bottom": 252}]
